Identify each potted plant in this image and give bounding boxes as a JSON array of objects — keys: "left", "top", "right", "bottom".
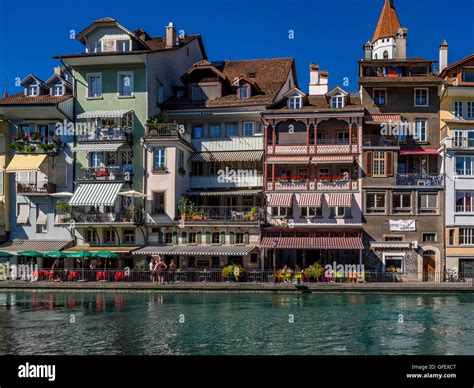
[
  {"left": 191, "top": 210, "right": 204, "bottom": 220},
  {"left": 135, "top": 259, "right": 147, "bottom": 271},
  {"left": 30, "top": 132, "right": 43, "bottom": 143},
  {"left": 304, "top": 262, "right": 325, "bottom": 282},
  {"left": 291, "top": 175, "right": 302, "bottom": 183},
  {"left": 123, "top": 206, "right": 135, "bottom": 222},
  {"left": 178, "top": 197, "right": 190, "bottom": 220},
  {"left": 55, "top": 200, "right": 71, "bottom": 223},
  {"left": 279, "top": 175, "right": 289, "bottom": 183},
  {"left": 178, "top": 166, "right": 186, "bottom": 177},
  {"left": 148, "top": 114, "right": 166, "bottom": 125},
  {"left": 247, "top": 206, "right": 258, "bottom": 221},
  {"left": 8, "top": 143, "right": 24, "bottom": 152},
  {"left": 23, "top": 145, "right": 36, "bottom": 153},
  {"left": 222, "top": 265, "right": 234, "bottom": 281}
]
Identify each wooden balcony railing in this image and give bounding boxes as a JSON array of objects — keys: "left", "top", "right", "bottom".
[{"left": 266, "top": 179, "right": 358, "bottom": 192}]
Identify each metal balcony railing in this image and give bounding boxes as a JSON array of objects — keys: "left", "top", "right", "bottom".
[
  {"left": 68, "top": 211, "right": 146, "bottom": 224},
  {"left": 77, "top": 128, "right": 131, "bottom": 142},
  {"left": 17, "top": 182, "right": 56, "bottom": 194},
  {"left": 77, "top": 166, "right": 133, "bottom": 181},
  {"left": 145, "top": 123, "right": 192, "bottom": 143},
  {"left": 395, "top": 173, "right": 443, "bottom": 186},
  {"left": 180, "top": 206, "right": 262, "bottom": 222}
]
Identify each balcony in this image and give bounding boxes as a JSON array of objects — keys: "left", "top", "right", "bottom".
[
  {"left": 180, "top": 206, "right": 263, "bottom": 223},
  {"left": 266, "top": 141, "right": 358, "bottom": 155},
  {"left": 362, "top": 135, "right": 400, "bottom": 148},
  {"left": 267, "top": 179, "right": 358, "bottom": 192},
  {"left": 77, "top": 128, "right": 131, "bottom": 143},
  {"left": 17, "top": 181, "right": 57, "bottom": 195},
  {"left": 77, "top": 166, "right": 133, "bottom": 182},
  {"left": 395, "top": 173, "right": 443, "bottom": 187},
  {"left": 145, "top": 123, "right": 192, "bottom": 144},
  {"left": 60, "top": 211, "right": 145, "bottom": 224},
  {"left": 194, "top": 136, "right": 263, "bottom": 152},
  {"left": 190, "top": 174, "right": 263, "bottom": 189},
  {"left": 446, "top": 137, "right": 474, "bottom": 150}
]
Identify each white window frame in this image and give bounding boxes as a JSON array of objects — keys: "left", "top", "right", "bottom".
[
  {"left": 422, "top": 232, "right": 437, "bottom": 243},
  {"left": 152, "top": 148, "right": 166, "bottom": 171},
  {"left": 383, "top": 252, "right": 405, "bottom": 274},
  {"left": 455, "top": 155, "right": 474, "bottom": 176},
  {"left": 51, "top": 83, "right": 64, "bottom": 96},
  {"left": 459, "top": 228, "right": 474, "bottom": 245},
  {"left": 26, "top": 84, "right": 38, "bottom": 97},
  {"left": 392, "top": 192, "right": 412, "bottom": 214},
  {"left": 85, "top": 230, "right": 97, "bottom": 244},
  {"left": 117, "top": 71, "right": 134, "bottom": 97},
  {"left": 103, "top": 229, "right": 116, "bottom": 244},
  {"left": 455, "top": 191, "right": 474, "bottom": 213},
  {"left": 467, "top": 101, "right": 474, "bottom": 119},
  {"left": 366, "top": 192, "right": 386, "bottom": 214},
  {"left": 414, "top": 88, "right": 429, "bottom": 107},
  {"left": 87, "top": 41, "right": 102, "bottom": 53},
  {"left": 239, "top": 84, "right": 249, "bottom": 99},
  {"left": 116, "top": 40, "right": 131, "bottom": 52},
  {"left": 123, "top": 229, "right": 135, "bottom": 244},
  {"left": 331, "top": 95, "right": 344, "bottom": 108},
  {"left": 373, "top": 88, "right": 387, "bottom": 106},
  {"left": 243, "top": 122, "right": 254, "bottom": 136},
  {"left": 415, "top": 119, "right": 428, "bottom": 142},
  {"left": 418, "top": 192, "right": 438, "bottom": 214},
  {"left": 86, "top": 73, "right": 102, "bottom": 98},
  {"left": 453, "top": 101, "right": 463, "bottom": 118},
  {"left": 288, "top": 96, "right": 302, "bottom": 109}
]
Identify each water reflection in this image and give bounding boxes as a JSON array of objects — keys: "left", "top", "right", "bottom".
[{"left": 0, "top": 292, "right": 472, "bottom": 355}]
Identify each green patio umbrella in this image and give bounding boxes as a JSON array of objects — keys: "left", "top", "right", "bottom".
[
  {"left": 63, "top": 251, "right": 96, "bottom": 281},
  {"left": 17, "top": 251, "right": 45, "bottom": 258},
  {"left": 92, "top": 251, "right": 119, "bottom": 273},
  {"left": 0, "top": 251, "right": 14, "bottom": 258},
  {"left": 43, "top": 251, "right": 67, "bottom": 259}
]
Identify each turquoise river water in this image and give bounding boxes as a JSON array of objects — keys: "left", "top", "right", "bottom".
[{"left": 0, "top": 291, "right": 473, "bottom": 355}]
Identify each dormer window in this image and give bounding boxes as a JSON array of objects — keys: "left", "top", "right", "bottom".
[
  {"left": 88, "top": 42, "right": 101, "bottom": 53},
  {"left": 239, "top": 84, "right": 250, "bottom": 99},
  {"left": 26, "top": 84, "right": 38, "bottom": 97},
  {"left": 289, "top": 95, "right": 302, "bottom": 109},
  {"left": 117, "top": 40, "right": 130, "bottom": 52},
  {"left": 331, "top": 94, "right": 344, "bottom": 108},
  {"left": 51, "top": 84, "right": 64, "bottom": 96}
]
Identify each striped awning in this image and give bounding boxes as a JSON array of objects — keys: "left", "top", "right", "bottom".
[
  {"left": 191, "top": 151, "right": 263, "bottom": 162},
  {"left": 260, "top": 237, "right": 363, "bottom": 250},
  {"left": 327, "top": 193, "right": 352, "bottom": 207},
  {"left": 72, "top": 143, "right": 124, "bottom": 152},
  {"left": 69, "top": 182, "right": 123, "bottom": 206},
  {"left": 188, "top": 190, "right": 262, "bottom": 196},
  {"left": 266, "top": 193, "right": 293, "bottom": 207},
  {"left": 312, "top": 155, "right": 355, "bottom": 164},
  {"left": 133, "top": 245, "right": 257, "bottom": 256},
  {"left": 6, "top": 154, "right": 47, "bottom": 173},
  {"left": 266, "top": 156, "right": 311, "bottom": 164},
  {"left": 0, "top": 239, "right": 72, "bottom": 254},
  {"left": 365, "top": 114, "right": 402, "bottom": 123},
  {"left": 77, "top": 110, "right": 132, "bottom": 119},
  {"left": 296, "top": 193, "right": 323, "bottom": 207},
  {"left": 63, "top": 245, "right": 142, "bottom": 253},
  {"left": 370, "top": 241, "right": 412, "bottom": 249}
]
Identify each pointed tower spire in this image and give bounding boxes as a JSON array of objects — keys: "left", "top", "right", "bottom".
[{"left": 372, "top": 0, "right": 401, "bottom": 43}]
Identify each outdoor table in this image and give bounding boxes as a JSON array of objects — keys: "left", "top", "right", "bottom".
[
  {"left": 114, "top": 271, "right": 125, "bottom": 281},
  {"left": 96, "top": 271, "right": 107, "bottom": 281},
  {"left": 68, "top": 271, "right": 80, "bottom": 281}
]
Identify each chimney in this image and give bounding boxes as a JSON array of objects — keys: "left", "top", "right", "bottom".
[
  {"left": 395, "top": 28, "right": 407, "bottom": 59},
  {"left": 166, "top": 22, "right": 177, "bottom": 48},
  {"left": 309, "top": 64, "right": 328, "bottom": 96},
  {"left": 439, "top": 40, "right": 448, "bottom": 73},
  {"left": 364, "top": 41, "right": 373, "bottom": 60},
  {"left": 54, "top": 66, "right": 62, "bottom": 76}
]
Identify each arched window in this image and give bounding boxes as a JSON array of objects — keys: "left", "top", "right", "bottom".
[{"left": 383, "top": 50, "right": 389, "bottom": 59}]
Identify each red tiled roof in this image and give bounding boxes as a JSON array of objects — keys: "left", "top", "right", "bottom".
[
  {"left": 439, "top": 54, "right": 474, "bottom": 78},
  {"left": 359, "top": 76, "right": 442, "bottom": 84},
  {"left": 372, "top": 0, "right": 401, "bottom": 42},
  {"left": 0, "top": 92, "right": 72, "bottom": 105}
]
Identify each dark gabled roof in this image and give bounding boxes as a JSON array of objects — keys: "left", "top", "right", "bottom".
[
  {"left": 162, "top": 57, "right": 296, "bottom": 109},
  {"left": 439, "top": 54, "right": 474, "bottom": 78},
  {"left": 45, "top": 73, "right": 72, "bottom": 88},
  {"left": 0, "top": 92, "right": 72, "bottom": 105}
]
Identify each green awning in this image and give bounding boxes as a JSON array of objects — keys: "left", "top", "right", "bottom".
[{"left": 69, "top": 182, "right": 123, "bottom": 207}]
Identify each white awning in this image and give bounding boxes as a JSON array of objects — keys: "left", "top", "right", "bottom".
[
  {"left": 133, "top": 245, "right": 257, "bottom": 256},
  {"left": 36, "top": 210, "right": 48, "bottom": 225},
  {"left": 16, "top": 205, "right": 29, "bottom": 225},
  {"left": 69, "top": 182, "right": 123, "bottom": 207},
  {"left": 72, "top": 143, "right": 124, "bottom": 152},
  {"left": 76, "top": 110, "right": 132, "bottom": 119}
]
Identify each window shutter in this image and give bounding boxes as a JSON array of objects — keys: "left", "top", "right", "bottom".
[
  {"left": 172, "top": 231, "right": 177, "bottom": 245},
  {"left": 181, "top": 231, "right": 187, "bottom": 244},
  {"left": 196, "top": 231, "right": 202, "bottom": 244},
  {"left": 220, "top": 231, "right": 226, "bottom": 244},
  {"left": 365, "top": 151, "right": 373, "bottom": 176},
  {"left": 229, "top": 232, "right": 235, "bottom": 245},
  {"left": 244, "top": 232, "right": 250, "bottom": 245},
  {"left": 205, "top": 231, "right": 211, "bottom": 244},
  {"left": 386, "top": 151, "right": 394, "bottom": 176}
]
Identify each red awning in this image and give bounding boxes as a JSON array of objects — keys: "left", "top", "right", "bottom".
[
  {"left": 266, "top": 193, "right": 293, "bottom": 207},
  {"left": 327, "top": 193, "right": 352, "bottom": 207},
  {"left": 260, "top": 236, "right": 363, "bottom": 250},
  {"left": 296, "top": 193, "right": 323, "bottom": 207},
  {"left": 365, "top": 114, "right": 402, "bottom": 123},
  {"left": 399, "top": 149, "right": 438, "bottom": 155}
]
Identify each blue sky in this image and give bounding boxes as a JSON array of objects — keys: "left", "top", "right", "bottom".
[{"left": 0, "top": 0, "right": 473, "bottom": 95}]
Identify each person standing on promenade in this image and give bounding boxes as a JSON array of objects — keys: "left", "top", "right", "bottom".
[
  {"left": 149, "top": 258, "right": 156, "bottom": 283},
  {"left": 156, "top": 258, "right": 167, "bottom": 285},
  {"left": 169, "top": 259, "right": 176, "bottom": 284}
]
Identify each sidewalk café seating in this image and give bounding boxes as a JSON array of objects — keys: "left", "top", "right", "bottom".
[
  {"left": 335, "top": 271, "right": 344, "bottom": 282},
  {"left": 357, "top": 272, "right": 365, "bottom": 283},
  {"left": 324, "top": 272, "right": 333, "bottom": 283},
  {"left": 68, "top": 271, "right": 80, "bottom": 281},
  {"left": 114, "top": 271, "right": 126, "bottom": 281},
  {"left": 348, "top": 271, "right": 358, "bottom": 283},
  {"left": 96, "top": 271, "right": 107, "bottom": 281}
]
